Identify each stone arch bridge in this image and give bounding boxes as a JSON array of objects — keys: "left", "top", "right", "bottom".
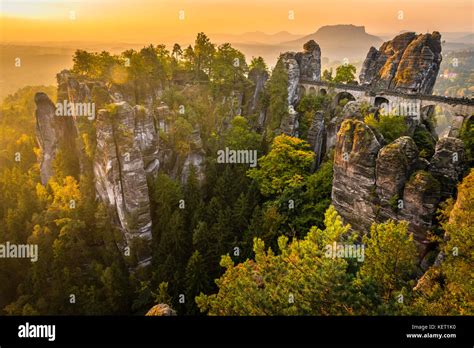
[{"left": 299, "top": 80, "right": 474, "bottom": 122}]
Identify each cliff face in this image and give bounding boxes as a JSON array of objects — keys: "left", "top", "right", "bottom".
[
  {"left": 94, "top": 103, "right": 153, "bottom": 257},
  {"left": 35, "top": 92, "right": 79, "bottom": 185},
  {"left": 332, "top": 119, "right": 382, "bottom": 231},
  {"left": 35, "top": 71, "right": 210, "bottom": 264},
  {"left": 278, "top": 40, "right": 321, "bottom": 135},
  {"left": 247, "top": 67, "right": 269, "bottom": 128},
  {"left": 297, "top": 40, "right": 322, "bottom": 82},
  {"left": 332, "top": 119, "right": 466, "bottom": 251},
  {"left": 359, "top": 32, "right": 442, "bottom": 94},
  {"left": 35, "top": 92, "right": 60, "bottom": 185}
]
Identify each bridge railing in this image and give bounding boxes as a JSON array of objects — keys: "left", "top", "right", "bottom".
[{"left": 299, "top": 79, "right": 474, "bottom": 106}]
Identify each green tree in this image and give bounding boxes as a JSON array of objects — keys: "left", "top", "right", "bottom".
[
  {"left": 249, "top": 57, "right": 267, "bottom": 73},
  {"left": 248, "top": 134, "right": 313, "bottom": 196},
  {"left": 194, "top": 32, "right": 216, "bottom": 78},
  {"left": 210, "top": 43, "right": 247, "bottom": 95},
  {"left": 185, "top": 250, "right": 210, "bottom": 314},
  {"left": 333, "top": 64, "right": 356, "bottom": 84},
  {"left": 364, "top": 114, "right": 408, "bottom": 143},
  {"left": 412, "top": 170, "right": 474, "bottom": 315},
  {"left": 196, "top": 206, "right": 354, "bottom": 315},
  {"left": 322, "top": 68, "right": 333, "bottom": 82},
  {"left": 354, "top": 220, "right": 418, "bottom": 314},
  {"left": 266, "top": 58, "right": 289, "bottom": 131}
]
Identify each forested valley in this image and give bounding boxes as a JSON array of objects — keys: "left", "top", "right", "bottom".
[{"left": 0, "top": 32, "right": 472, "bottom": 316}]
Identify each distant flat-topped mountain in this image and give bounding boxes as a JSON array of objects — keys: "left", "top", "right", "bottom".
[{"left": 283, "top": 24, "right": 383, "bottom": 60}]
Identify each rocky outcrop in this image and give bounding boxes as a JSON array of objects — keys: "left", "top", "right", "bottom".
[
  {"left": 278, "top": 40, "right": 321, "bottom": 135},
  {"left": 145, "top": 304, "right": 177, "bottom": 316},
  {"left": 279, "top": 52, "right": 300, "bottom": 136},
  {"left": 375, "top": 136, "right": 419, "bottom": 204},
  {"left": 133, "top": 105, "right": 160, "bottom": 176},
  {"left": 297, "top": 40, "right": 321, "bottom": 82},
  {"left": 307, "top": 111, "right": 326, "bottom": 171},
  {"left": 36, "top": 72, "right": 162, "bottom": 265},
  {"left": 398, "top": 170, "right": 441, "bottom": 243},
  {"left": 35, "top": 93, "right": 60, "bottom": 185},
  {"left": 324, "top": 101, "right": 381, "bottom": 158},
  {"left": 94, "top": 102, "right": 153, "bottom": 263},
  {"left": 429, "top": 137, "right": 466, "bottom": 199},
  {"left": 35, "top": 92, "right": 78, "bottom": 185},
  {"left": 332, "top": 119, "right": 382, "bottom": 231},
  {"left": 247, "top": 67, "right": 269, "bottom": 128},
  {"left": 359, "top": 32, "right": 442, "bottom": 94},
  {"left": 331, "top": 118, "right": 467, "bottom": 251}
]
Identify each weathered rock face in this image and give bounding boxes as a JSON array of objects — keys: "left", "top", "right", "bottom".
[
  {"left": 280, "top": 52, "right": 301, "bottom": 109},
  {"left": 37, "top": 72, "right": 162, "bottom": 265},
  {"left": 429, "top": 137, "right": 466, "bottom": 199},
  {"left": 359, "top": 32, "right": 442, "bottom": 94},
  {"left": 133, "top": 105, "right": 160, "bottom": 176},
  {"left": 35, "top": 93, "right": 59, "bottom": 185},
  {"left": 278, "top": 40, "right": 322, "bottom": 135},
  {"left": 35, "top": 92, "right": 78, "bottom": 185},
  {"left": 332, "top": 119, "right": 382, "bottom": 231},
  {"left": 180, "top": 129, "right": 205, "bottom": 183},
  {"left": 247, "top": 67, "right": 269, "bottom": 128},
  {"left": 296, "top": 40, "right": 321, "bottom": 82},
  {"left": 324, "top": 101, "right": 381, "bottom": 157},
  {"left": 331, "top": 118, "right": 467, "bottom": 252},
  {"left": 376, "top": 136, "right": 419, "bottom": 204},
  {"left": 94, "top": 102, "right": 153, "bottom": 262},
  {"left": 307, "top": 111, "right": 326, "bottom": 171},
  {"left": 399, "top": 170, "right": 441, "bottom": 243}
]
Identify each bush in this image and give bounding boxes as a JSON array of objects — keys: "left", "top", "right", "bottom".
[
  {"left": 413, "top": 125, "right": 436, "bottom": 159},
  {"left": 364, "top": 114, "right": 408, "bottom": 143}
]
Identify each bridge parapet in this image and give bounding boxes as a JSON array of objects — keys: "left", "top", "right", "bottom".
[{"left": 299, "top": 79, "right": 474, "bottom": 107}]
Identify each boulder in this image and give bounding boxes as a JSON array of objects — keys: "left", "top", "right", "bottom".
[{"left": 145, "top": 304, "right": 177, "bottom": 316}]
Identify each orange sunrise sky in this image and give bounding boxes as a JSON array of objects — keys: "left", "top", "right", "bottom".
[{"left": 1, "top": 0, "right": 473, "bottom": 43}]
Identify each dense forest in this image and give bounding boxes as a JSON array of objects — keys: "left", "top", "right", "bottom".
[{"left": 0, "top": 33, "right": 472, "bottom": 316}]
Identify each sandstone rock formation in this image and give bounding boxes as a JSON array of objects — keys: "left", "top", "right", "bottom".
[
  {"left": 35, "top": 92, "right": 60, "bottom": 185},
  {"left": 359, "top": 32, "right": 442, "bottom": 94},
  {"left": 133, "top": 105, "right": 160, "bottom": 176},
  {"left": 332, "top": 119, "right": 382, "bottom": 231},
  {"left": 278, "top": 40, "right": 321, "bottom": 135},
  {"left": 307, "top": 111, "right": 326, "bottom": 171},
  {"left": 331, "top": 118, "right": 467, "bottom": 252},
  {"left": 35, "top": 92, "right": 79, "bottom": 185},
  {"left": 297, "top": 40, "right": 322, "bottom": 82},
  {"left": 94, "top": 102, "right": 153, "bottom": 259},
  {"left": 429, "top": 137, "right": 466, "bottom": 199},
  {"left": 398, "top": 170, "right": 441, "bottom": 242},
  {"left": 375, "top": 136, "right": 419, "bottom": 205},
  {"left": 36, "top": 70, "right": 212, "bottom": 265},
  {"left": 145, "top": 303, "right": 177, "bottom": 316},
  {"left": 247, "top": 67, "right": 269, "bottom": 128}
]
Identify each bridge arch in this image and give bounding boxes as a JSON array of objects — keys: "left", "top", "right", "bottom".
[
  {"left": 374, "top": 96, "right": 390, "bottom": 108},
  {"left": 319, "top": 88, "right": 327, "bottom": 96},
  {"left": 308, "top": 86, "right": 317, "bottom": 95},
  {"left": 298, "top": 85, "right": 306, "bottom": 98},
  {"left": 334, "top": 91, "right": 356, "bottom": 106}
]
